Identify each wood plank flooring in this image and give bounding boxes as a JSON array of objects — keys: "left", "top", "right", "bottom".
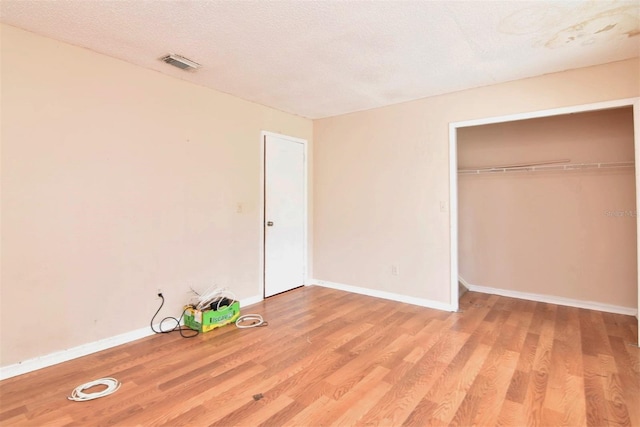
[{"left": 0, "top": 286, "right": 638, "bottom": 426}]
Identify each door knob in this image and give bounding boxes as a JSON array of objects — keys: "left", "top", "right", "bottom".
[{"left": 267, "top": 221, "right": 274, "bottom": 226}]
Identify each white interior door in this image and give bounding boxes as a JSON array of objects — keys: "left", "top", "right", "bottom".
[{"left": 264, "top": 134, "right": 306, "bottom": 297}]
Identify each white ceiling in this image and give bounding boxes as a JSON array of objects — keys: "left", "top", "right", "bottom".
[{"left": 1, "top": 1, "right": 639, "bottom": 119}]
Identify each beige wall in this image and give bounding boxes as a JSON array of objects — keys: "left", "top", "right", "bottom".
[
  {"left": 0, "top": 25, "right": 312, "bottom": 366},
  {"left": 314, "top": 58, "right": 639, "bottom": 305},
  {"left": 458, "top": 108, "right": 637, "bottom": 308}
]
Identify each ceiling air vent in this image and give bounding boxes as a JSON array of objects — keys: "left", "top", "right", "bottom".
[{"left": 160, "top": 54, "right": 201, "bottom": 71}]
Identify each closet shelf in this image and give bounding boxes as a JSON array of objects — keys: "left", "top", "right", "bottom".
[{"left": 458, "top": 161, "right": 635, "bottom": 175}]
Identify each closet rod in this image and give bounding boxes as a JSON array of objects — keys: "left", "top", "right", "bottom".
[
  {"left": 462, "top": 159, "right": 570, "bottom": 170},
  {"left": 458, "top": 160, "right": 635, "bottom": 175}
]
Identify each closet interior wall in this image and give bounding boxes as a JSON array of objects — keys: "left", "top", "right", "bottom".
[{"left": 457, "top": 107, "right": 637, "bottom": 309}]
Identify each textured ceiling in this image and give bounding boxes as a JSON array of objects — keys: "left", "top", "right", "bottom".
[{"left": 1, "top": 1, "right": 639, "bottom": 119}]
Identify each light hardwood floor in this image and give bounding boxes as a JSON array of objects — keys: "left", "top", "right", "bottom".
[{"left": 1, "top": 286, "right": 638, "bottom": 426}]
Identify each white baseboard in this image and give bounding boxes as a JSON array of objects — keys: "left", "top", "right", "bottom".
[
  {"left": 463, "top": 281, "right": 637, "bottom": 317},
  {"left": 0, "top": 294, "right": 264, "bottom": 381},
  {"left": 458, "top": 276, "right": 472, "bottom": 289},
  {"left": 312, "top": 279, "right": 456, "bottom": 312},
  {"left": 240, "top": 294, "right": 263, "bottom": 308},
  {"left": 0, "top": 325, "right": 155, "bottom": 381}
]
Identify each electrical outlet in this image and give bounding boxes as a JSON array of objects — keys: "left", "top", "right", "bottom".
[
  {"left": 391, "top": 265, "right": 399, "bottom": 276},
  {"left": 157, "top": 288, "right": 163, "bottom": 298}
]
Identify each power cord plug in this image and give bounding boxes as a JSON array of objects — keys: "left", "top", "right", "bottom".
[{"left": 150, "top": 292, "right": 198, "bottom": 338}]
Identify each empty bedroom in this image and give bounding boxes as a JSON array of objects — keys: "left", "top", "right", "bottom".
[{"left": 1, "top": 1, "right": 639, "bottom": 426}]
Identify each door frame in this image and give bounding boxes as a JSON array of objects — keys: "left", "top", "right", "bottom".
[
  {"left": 260, "top": 131, "right": 309, "bottom": 298},
  {"left": 449, "top": 97, "right": 640, "bottom": 342}
]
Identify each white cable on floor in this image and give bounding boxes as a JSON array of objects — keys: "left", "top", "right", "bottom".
[
  {"left": 67, "top": 377, "right": 121, "bottom": 402},
  {"left": 235, "top": 314, "right": 267, "bottom": 328}
]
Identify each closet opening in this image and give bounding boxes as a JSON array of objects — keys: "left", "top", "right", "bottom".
[{"left": 449, "top": 98, "right": 640, "bottom": 344}]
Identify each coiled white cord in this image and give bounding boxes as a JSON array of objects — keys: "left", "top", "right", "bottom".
[
  {"left": 190, "top": 286, "right": 237, "bottom": 312},
  {"left": 215, "top": 290, "right": 237, "bottom": 311},
  {"left": 68, "top": 378, "right": 121, "bottom": 402},
  {"left": 235, "top": 314, "right": 267, "bottom": 328}
]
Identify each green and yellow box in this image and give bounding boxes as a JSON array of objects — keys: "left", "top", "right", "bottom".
[{"left": 183, "top": 301, "right": 240, "bottom": 333}]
